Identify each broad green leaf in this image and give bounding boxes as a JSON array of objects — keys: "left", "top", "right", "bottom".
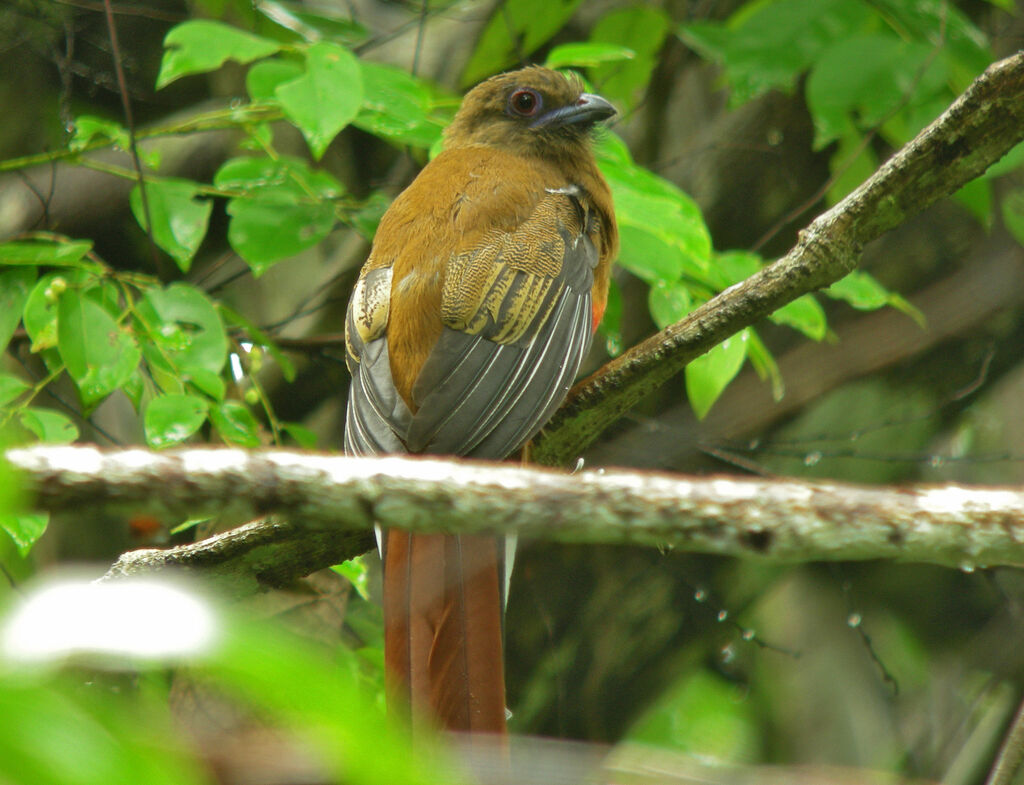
[
  {"left": 157, "top": 20, "right": 281, "bottom": 88},
  {"left": 57, "top": 294, "right": 141, "bottom": 407},
  {"left": 0, "top": 267, "right": 35, "bottom": 354},
  {"left": 807, "top": 33, "right": 946, "bottom": 148},
  {"left": 985, "top": 140, "right": 1024, "bottom": 180},
  {"left": 246, "top": 59, "right": 304, "bottom": 101},
  {"left": 209, "top": 400, "right": 261, "bottom": 447},
  {"left": 22, "top": 273, "right": 66, "bottom": 352},
  {"left": 708, "top": 250, "right": 762, "bottom": 289},
  {"left": 1002, "top": 188, "right": 1024, "bottom": 247},
  {"left": 746, "top": 328, "right": 784, "bottom": 401},
  {"left": 544, "top": 42, "right": 635, "bottom": 69},
  {"left": 826, "top": 271, "right": 924, "bottom": 325},
  {"left": 769, "top": 294, "right": 827, "bottom": 340},
  {"left": 952, "top": 177, "right": 992, "bottom": 228},
  {"left": 282, "top": 422, "right": 317, "bottom": 449},
  {"left": 354, "top": 63, "right": 445, "bottom": 149},
  {"left": 18, "top": 407, "right": 79, "bottom": 443},
  {"left": 277, "top": 41, "right": 362, "bottom": 159},
  {"left": 216, "top": 156, "right": 341, "bottom": 273},
  {"left": 599, "top": 279, "right": 623, "bottom": 356},
  {"left": 826, "top": 129, "right": 879, "bottom": 204},
  {"left": 616, "top": 225, "right": 688, "bottom": 284},
  {"left": 679, "top": 0, "right": 875, "bottom": 104},
  {"left": 590, "top": 6, "right": 670, "bottom": 110},
  {"left": 462, "top": 0, "right": 584, "bottom": 86},
  {"left": 136, "top": 284, "right": 228, "bottom": 396},
  {"left": 0, "top": 513, "right": 48, "bottom": 556},
  {"left": 186, "top": 368, "right": 226, "bottom": 401},
  {"left": 0, "top": 373, "right": 29, "bottom": 407},
  {"left": 69, "top": 115, "right": 129, "bottom": 151},
  {"left": 648, "top": 280, "right": 692, "bottom": 329},
  {"left": 144, "top": 393, "right": 209, "bottom": 448},
  {"left": 686, "top": 329, "right": 749, "bottom": 419},
  {"left": 0, "top": 239, "right": 94, "bottom": 268},
  {"left": 130, "top": 179, "right": 213, "bottom": 272}
]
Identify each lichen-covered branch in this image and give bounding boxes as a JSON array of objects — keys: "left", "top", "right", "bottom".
[
  {"left": 531, "top": 51, "right": 1024, "bottom": 466},
  {"left": 7, "top": 446, "right": 1024, "bottom": 586}
]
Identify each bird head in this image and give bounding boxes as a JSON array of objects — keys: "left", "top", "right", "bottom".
[{"left": 443, "top": 66, "right": 616, "bottom": 160}]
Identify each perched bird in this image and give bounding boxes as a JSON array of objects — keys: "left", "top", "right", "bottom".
[{"left": 344, "top": 66, "right": 618, "bottom": 734}]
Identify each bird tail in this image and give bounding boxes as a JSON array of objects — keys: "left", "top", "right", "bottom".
[{"left": 382, "top": 531, "right": 508, "bottom": 734}]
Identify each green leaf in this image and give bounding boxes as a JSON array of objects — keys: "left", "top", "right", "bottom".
[
  {"left": 806, "top": 33, "right": 946, "bottom": 148},
  {"left": 18, "top": 408, "right": 79, "bottom": 443},
  {"left": 57, "top": 294, "right": 141, "bottom": 407},
  {"left": 648, "top": 280, "right": 692, "bottom": 329},
  {"left": 0, "top": 374, "right": 29, "bottom": 407},
  {"left": 826, "top": 271, "right": 924, "bottom": 325},
  {"left": 462, "top": 0, "right": 584, "bottom": 86},
  {"left": 246, "top": 59, "right": 304, "bottom": 101},
  {"left": 144, "top": 393, "right": 210, "bottom": 448},
  {"left": 23, "top": 272, "right": 75, "bottom": 353},
  {"left": 219, "top": 304, "right": 296, "bottom": 382},
  {"left": 136, "top": 284, "right": 228, "bottom": 395},
  {"left": 0, "top": 239, "right": 94, "bottom": 268},
  {"left": 952, "top": 177, "right": 992, "bottom": 228},
  {"left": 984, "top": 140, "right": 1024, "bottom": 180},
  {"left": 1002, "top": 188, "right": 1024, "bottom": 247},
  {"left": 186, "top": 368, "right": 226, "bottom": 401},
  {"left": 770, "top": 294, "right": 827, "bottom": 340},
  {"left": 0, "top": 267, "right": 35, "bottom": 354},
  {"left": 277, "top": 41, "right": 363, "bottom": 159},
  {"left": 0, "top": 513, "right": 48, "bottom": 556},
  {"left": 746, "top": 328, "right": 784, "bottom": 401},
  {"left": 217, "top": 156, "right": 341, "bottom": 273},
  {"left": 708, "top": 250, "right": 762, "bottom": 289},
  {"left": 599, "top": 278, "right": 623, "bottom": 356},
  {"left": 679, "top": 0, "right": 875, "bottom": 104},
  {"left": 544, "top": 42, "right": 635, "bottom": 69},
  {"left": 209, "top": 400, "right": 261, "bottom": 447},
  {"left": 826, "top": 129, "right": 879, "bottom": 204},
  {"left": 332, "top": 557, "right": 370, "bottom": 599},
  {"left": 130, "top": 179, "right": 213, "bottom": 272},
  {"left": 282, "top": 422, "right": 317, "bottom": 449},
  {"left": 69, "top": 115, "right": 129, "bottom": 151},
  {"left": 686, "top": 329, "right": 749, "bottom": 419},
  {"left": 590, "top": 6, "right": 670, "bottom": 110},
  {"left": 354, "top": 62, "right": 445, "bottom": 149},
  {"left": 616, "top": 225, "right": 688, "bottom": 284},
  {"left": 157, "top": 20, "right": 281, "bottom": 88}
]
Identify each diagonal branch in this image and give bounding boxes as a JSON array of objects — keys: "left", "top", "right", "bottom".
[{"left": 532, "top": 51, "right": 1024, "bottom": 467}]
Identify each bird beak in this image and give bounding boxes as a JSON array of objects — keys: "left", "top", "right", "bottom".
[{"left": 532, "top": 93, "right": 617, "bottom": 129}]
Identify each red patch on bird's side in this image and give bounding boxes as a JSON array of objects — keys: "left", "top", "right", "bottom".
[{"left": 591, "top": 300, "right": 606, "bottom": 333}]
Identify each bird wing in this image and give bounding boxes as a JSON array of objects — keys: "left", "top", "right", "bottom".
[{"left": 406, "top": 187, "right": 599, "bottom": 458}]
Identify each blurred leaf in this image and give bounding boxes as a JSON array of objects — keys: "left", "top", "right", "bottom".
[
  {"left": 350, "top": 191, "right": 392, "bottom": 241},
  {"left": 952, "top": 177, "right": 992, "bottom": 227},
  {"left": 69, "top": 116, "right": 129, "bottom": 151},
  {"left": 258, "top": 0, "right": 368, "bottom": 43},
  {"left": 686, "top": 329, "right": 749, "bottom": 419},
  {"left": 770, "top": 294, "right": 827, "bottom": 340},
  {"left": 0, "top": 267, "right": 35, "bottom": 353},
  {"left": 826, "top": 271, "right": 924, "bottom": 326},
  {"left": 216, "top": 156, "right": 341, "bottom": 273},
  {"left": 746, "top": 328, "right": 784, "bottom": 400},
  {"left": 679, "top": 0, "right": 875, "bottom": 104},
  {"left": 826, "top": 129, "right": 879, "bottom": 204},
  {"left": 277, "top": 41, "right": 362, "bottom": 159},
  {"left": 629, "top": 669, "right": 760, "bottom": 761},
  {"left": 0, "top": 240, "right": 95, "bottom": 268},
  {"left": 0, "top": 513, "right": 48, "bottom": 556},
  {"left": 590, "top": 6, "right": 670, "bottom": 110},
  {"left": 246, "top": 58, "right": 304, "bottom": 101},
  {"left": 0, "top": 374, "right": 29, "bottom": 407},
  {"left": 57, "top": 294, "right": 141, "bottom": 407},
  {"left": 209, "top": 400, "right": 261, "bottom": 447},
  {"left": 545, "top": 42, "right": 635, "bottom": 69},
  {"left": 807, "top": 34, "right": 945, "bottom": 148},
  {"left": 130, "top": 179, "right": 212, "bottom": 272},
  {"left": 1001, "top": 188, "right": 1024, "bottom": 247},
  {"left": 282, "top": 422, "right": 317, "bottom": 448},
  {"left": 984, "top": 140, "right": 1024, "bottom": 180},
  {"left": 648, "top": 279, "right": 692, "bottom": 329},
  {"left": 144, "top": 394, "right": 209, "bottom": 448},
  {"left": 332, "top": 557, "right": 370, "bottom": 600},
  {"left": 709, "top": 250, "right": 762, "bottom": 288},
  {"left": 18, "top": 408, "right": 78, "bottom": 443},
  {"left": 462, "top": 0, "right": 583, "bottom": 86},
  {"left": 156, "top": 20, "right": 281, "bottom": 88},
  {"left": 598, "top": 278, "right": 623, "bottom": 356},
  {"left": 22, "top": 273, "right": 66, "bottom": 353},
  {"left": 218, "top": 304, "right": 296, "bottom": 383},
  {"left": 616, "top": 225, "right": 688, "bottom": 284}
]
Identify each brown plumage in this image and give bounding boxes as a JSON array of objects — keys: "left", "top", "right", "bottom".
[{"left": 344, "top": 66, "right": 618, "bottom": 734}]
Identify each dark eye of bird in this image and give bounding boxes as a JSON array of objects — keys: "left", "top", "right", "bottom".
[{"left": 509, "top": 88, "right": 541, "bottom": 117}]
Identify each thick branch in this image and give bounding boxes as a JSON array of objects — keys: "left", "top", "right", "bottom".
[
  {"left": 7, "top": 446, "right": 1024, "bottom": 586},
  {"left": 532, "top": 51, "right": 1024, "bottom": 466}
]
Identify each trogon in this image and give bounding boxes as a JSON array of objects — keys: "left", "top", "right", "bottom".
[{"left": 344, "top": 66, "right": 618, "bottom": 734}]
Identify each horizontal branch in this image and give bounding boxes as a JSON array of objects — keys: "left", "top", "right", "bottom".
[
  {"left": 532, "top": 51, "right": 1024, "bottom": 466},
  {"left": 7, "top": 446, "right": 1024, "bottom": 587}
]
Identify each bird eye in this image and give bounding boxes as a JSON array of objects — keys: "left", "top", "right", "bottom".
[{"left": 509, "top": 88, "right": 541, "bottom": 117}]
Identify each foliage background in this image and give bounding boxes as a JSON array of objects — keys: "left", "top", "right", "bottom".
[{"left": 1, "top": 0, "right": 1024, "bottom": 782}]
